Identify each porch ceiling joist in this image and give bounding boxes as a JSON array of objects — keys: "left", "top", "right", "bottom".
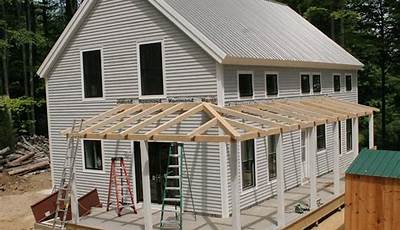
[{"left": 62, "top": 96, "right": 378, "bottom": 143}]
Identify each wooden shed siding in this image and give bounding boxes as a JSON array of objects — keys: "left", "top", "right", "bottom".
[
  {"left": 223, "top": 66, "right": 358, "bottom": 210},
  {"left": 345, "top": 174, "right": 400, "bottom": 229},
  {"left": 47, "top": 0, "right": 221, "bottom": 215}
]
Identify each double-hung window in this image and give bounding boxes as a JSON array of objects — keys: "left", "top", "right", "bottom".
[
  {"left": 238, "top": 72, "right": 253, "bottom": 98},
  {"left": 266, "top": 73, "right": 278, "bottom": 96},
  {"left": 82, "top": 50, "right": 103, "bottom": 98},
  {"left": 268, "top": 135, "right": 278, "bottom": 181},
  {"left": 139, "top": 42, "right": 164, "bottom": 96},
  {"left": 317, "top": 124, "right": 326, "bottom": 152},
  {"left": 301, "top": 74, "right": 310, "bottom": 94},
  {"left": 312, "top": 74, "right": 321, "bottom": 93},
  {"left": 83, "top": 140, "right": 103, "bottom": 171},
  {"left": 241, "top": 139, "right": 255, "bottom": 190},
  {"left": 346, "top": 119, "right": 353, "bottom": 152},
  {"left": 333, "top": 75, "right": 341, "bottom": 92},
  {"left": 346, "top": 75, "right": 352, "bottom": 91}
]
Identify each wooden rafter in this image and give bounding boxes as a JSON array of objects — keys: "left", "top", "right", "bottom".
[{"left": 64, "top": 96, "right": 378, "bottom": 143}]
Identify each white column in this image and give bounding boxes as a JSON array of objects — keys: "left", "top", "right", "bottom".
[
  {"left": 276, "top": 133, "right": 285, "bottom": 228},
  {"left": 353, "top": 117, "right": 359, "bottom": 156},
  {"left": 71, "top": 173, "right": 79, "bottom": 224},
  {"left": 230, "top": 141, "right": 241, "bottom": 230},
  {"left": 369, "top": 114, "right": 374, "bottom": 149},
  {"left": 140, "top": 141, "right": 153, "bottom": 230},
  {"left": 309, "top": 126, "right": 317, "bottom": 210},
  {"left": 333, "top": 122, "right": 340, "bottom": 196}
]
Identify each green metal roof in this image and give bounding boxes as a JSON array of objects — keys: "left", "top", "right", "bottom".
[{"left": 346, "top": 149, "right": 400, "bottom": 179}]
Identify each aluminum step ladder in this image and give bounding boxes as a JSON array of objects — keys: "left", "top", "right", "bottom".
[
  {"left": 160, "top": 143, "right": 196, "bottom": 229},
  {"left": 52, "top": 119, "right": 83, "bottom": 230},
  {"left": 106, "top": 157, "right": 138, "bottom": 216}
]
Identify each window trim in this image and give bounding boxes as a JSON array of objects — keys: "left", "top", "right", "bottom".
[
  {"left": 240, "top": 139, "right": 258, "bottom": 194},
  {"left": 316, "top": 124, "right": 327, "bottom": 154},
  {"left": 265, "top": 71, "right": 279, "bottom": 98},
  {"left": 81, "top": 139, "right": 105, "bottom": 173},
  {"left": 137, "top": 39, "right": 167, "bottom": 99},
  {"left": 333, "top": 73, "right": 341, "bottom": 93},
  {"left": 311, "top": 72, "right": 322, "bottom": 94},
  {"left": 345, "top": 73, "right": 352, "bottom": 92},
  {"left": 267, "top": 135, "right": 278, "bottom": 183},
  {"left": 299, "top": 72, "right": 311, "bottom": 95},
  {"left": 80, "top": 48, "right": 105, "bottom": 101},
  {"left": 237, "top": 70, "right": 255, "bottom": 99}
]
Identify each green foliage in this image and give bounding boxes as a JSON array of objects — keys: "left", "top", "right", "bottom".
[{"left": 0, "top": 106, "right": 16, "bottom": 149}]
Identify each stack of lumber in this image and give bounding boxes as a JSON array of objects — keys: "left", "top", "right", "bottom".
[{"left": 0, "top": 135, "right": 50, "bottom": 176}]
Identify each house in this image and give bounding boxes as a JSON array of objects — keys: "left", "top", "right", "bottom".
[
  {"left": 36, "top": 0, "right": 378, "bottom": 229},
  {"left": 345, "top": 149, "right": 400, "bottom": 230}
]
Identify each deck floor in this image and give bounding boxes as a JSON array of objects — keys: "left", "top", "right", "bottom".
[{"left": 76, "top": 173, "right": 345, "bottom": 230}]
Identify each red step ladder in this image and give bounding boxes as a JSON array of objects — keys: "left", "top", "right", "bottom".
[{"left": 106, "top": 157, "right": 137, "bottom": 216}]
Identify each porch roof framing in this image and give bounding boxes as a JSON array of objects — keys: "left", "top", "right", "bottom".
[{"left": 62, "top": 96, "right": 378, "bottom": 143}]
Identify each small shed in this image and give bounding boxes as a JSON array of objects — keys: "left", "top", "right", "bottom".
[{"left": 345, "top": 149, "right": 400, "bottom": 230}]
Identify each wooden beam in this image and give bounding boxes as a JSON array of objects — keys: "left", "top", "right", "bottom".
[
  {"left": 79, "top": 104, "right": 143, "bottom": 134},
  {"left": 322, "top": 97, "right": 379, "bottom": 112},
  {"left": 225, "top": 118, "right": 282, "bottom": 137},
  {"left": 237, "top": 131, "right": 260, "bottom": 141},
  {"left": 100, "top": 103, "right": 168, "bottom": 134},
  {"left": 256, "top": 103, "right": 316, "bottom": 123},
  {"left": 120, "top": 103, "right": 189, "bottom": 135},
  {"left": 144, "top": 103, "right": 204, "bottom": 138},
  {"left": 304, "top": 99, "right": 359, "bottom": 117},
  {"left": 210, "top": 104, "right": 292, "bottom": 131},
  {"left": 194, "top": 135, "right": 231, "bottom": 143},
  {"left": 274, "top": 101, "right": 336, "bottom": 123},
  {"left": 285, "top": 101, "right": 345, "bottom": 120},
  {"left": 188, "top": 118, "right": 218, "bottom": 137},
  {"left": 61, "top": 104, "right": 133, "bottom": 134},
  {"left": 239, "top": 105, "right": 304, "bottom": 126},
  {"left": 203, "top": 103, "right": 241, "bottom": 138}
]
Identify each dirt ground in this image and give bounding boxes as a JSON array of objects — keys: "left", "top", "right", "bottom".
[{"left": 0, "top": 172, "right": 52, "bottom": 230}]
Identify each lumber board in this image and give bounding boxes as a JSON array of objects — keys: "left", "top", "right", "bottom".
[
  {"left": 8, "top": 160, "right": 49, "bottom": 175},
  {"left": 256, "top": 103, "right": 313, "bottom": 122},
  {"left": 203, "top": 103, "right": 240, "bottom": 138},
  {"left": 188, "top": 118, "right": 218, "bottom": 137},
  {"left": 240, "top": 104, "right": 302, "bottom": 125}
]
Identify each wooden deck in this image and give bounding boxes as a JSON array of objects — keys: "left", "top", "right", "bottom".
[{"left": 35, "top": 173, "right": 345, "bottom": 230}]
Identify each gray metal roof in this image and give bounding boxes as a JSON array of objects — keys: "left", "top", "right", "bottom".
[{"left": 157, "top": 0, "right": 363, "bottom": 69}]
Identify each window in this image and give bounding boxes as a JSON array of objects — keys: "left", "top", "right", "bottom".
[
  {"left": 346, "top": 119, "right": 353, "bottom": 152},
  {"left": 301, "top": 74, "right": 310, "bottom": 94},
  {"left": 338, "top": 121, "right": 342, "bottom": 155},
  {"left": 317, "top": 124, "right": 326, "bottom": 152},
  {"left": 346, "top": 75, "right": 352, "bottom": 91},
  {"left": 238, "top": 73, "right": 253, "bottom": 97},
  {"left": 268, "top": 135, "right": 278, "bottom": 181},
  {"left": 82, "top": 50, "right": 103, "bottom": 98},
  {"left": 266, "top": 73, "right": 278, "bottom": 96},
  {"left": 241, "top": 139, "right": 255, "bottom": 189},
  {"left": 83, "top": 140, "right": 103, "bottom": 170},
  {"left": 139, "top": 42, "right": 164, "bottom": 96},
  {"left": 333, "top": 75, "right": 341, "bottom": 92},
  {"left": 312, "top": 74, "right": 321, "bottom": 93}
]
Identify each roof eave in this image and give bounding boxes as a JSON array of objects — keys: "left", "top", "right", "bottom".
[
  {"left": 37, "top": 0, "right": 97, "bottom": 78},
  {"left": 221, "top": 56, "right": 364, "bottom": 70}
]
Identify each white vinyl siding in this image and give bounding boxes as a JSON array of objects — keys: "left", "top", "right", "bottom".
[{"left": 47, "top": 0, "right": 221, "bottom": 216}]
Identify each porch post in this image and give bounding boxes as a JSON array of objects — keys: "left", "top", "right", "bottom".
[
  {"left": 333, "top": 122, "right": 340, "bottom": 196},
  {"left": 369, "top": 114, "right": 374, "bottom": 149},
  {"left": 140, "top": 141, "right": 153, "bottom": 230},
  {"left": 309, "top": 126, "right": 317, "bottom": 209},
  {"left": 353, "top": 117, "right": 359, "bottom": 156},
  {"left": 276, "top": 132, "right": 285, "bottom": 228},
  {"left": 230, "top": 141, "right": 241, "bottom": 230},
  {"left": 71, "top": 173, "right": 79, "bottom": 224}
]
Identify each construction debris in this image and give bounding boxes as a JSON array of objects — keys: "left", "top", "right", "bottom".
[{"left": 0, "top": 135, "right": 50, "bottom": 176}]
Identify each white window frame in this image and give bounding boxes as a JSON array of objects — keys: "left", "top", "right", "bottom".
[
  {"left": 265, "top": 71, "right": 279, "bottom": 98},
  {"left": 332, "top": 73, "right": 342, "bottom": 93},
  {"left": 299, "top": 72, "right": 311, "bottom": 95},
  {"left": 237, "top": 70, "right": 255, "bottom": 99},
  {"left": 137, "top": 39, "right": 167, "bottom": 99},
  {"left": 311, "top": 72, "right": 322, "bottom": 94},
  {"left": 267, "top": 135, "right": 278, "bottom": 184},
  {"left": 316, "top": 124, "right": 327, "bottom": 155},
  {"left": 240, "top": 139, "right": 258, "bottom": 194},
  {"left": 80, "top": 48, "right": 105, "bottom": 101},
  {"left": 81, "top": 139, "right": 106, "bottom": 173},
  {"left": 345, "top": 73, "right": 353, "bottom": 92}
]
